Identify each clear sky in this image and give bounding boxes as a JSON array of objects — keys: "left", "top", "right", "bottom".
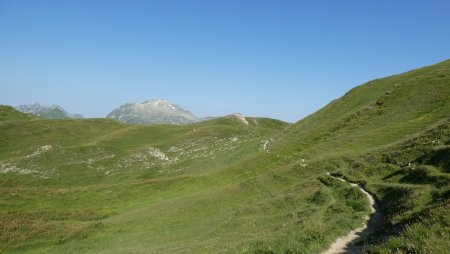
[{"left": 1, "top": 0, "right": 450, "bottom": 122}]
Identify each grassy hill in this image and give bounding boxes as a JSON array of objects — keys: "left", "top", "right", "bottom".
[
  {"left": 0, "top": 105, "right": 37, "bottom": 121},
  {"left": 0, "top": 112, "right": 295, "bottom": 253},
  {"left": 268, "top": 58, "right": 450, "bottom": 253},
  {"left": 0, "top": 59, "right": 449, "bottom": 253}
]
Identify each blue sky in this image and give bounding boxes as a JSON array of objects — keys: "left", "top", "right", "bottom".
[{"left": 1, "top": 0, "right": 450, "bottom": 122}]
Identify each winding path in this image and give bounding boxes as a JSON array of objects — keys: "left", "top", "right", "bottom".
[{"left": 321, "top": 173, "right": 383, "bottom": 254}]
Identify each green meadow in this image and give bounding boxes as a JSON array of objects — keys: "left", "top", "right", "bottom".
[{"left": 1, "top": 59, "right": 449, "bottom": 253}]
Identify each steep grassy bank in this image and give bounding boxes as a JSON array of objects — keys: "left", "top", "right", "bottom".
[{"left": 267, "top": 59, "right": 450, "bottom": 253}]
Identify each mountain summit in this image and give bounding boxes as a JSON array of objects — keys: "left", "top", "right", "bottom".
[
  {"left": 106, "top": 99, "right": 201, "bottom": 125},
  {"left": 15, "top": 103, "right": 83, "bottom": 119}
]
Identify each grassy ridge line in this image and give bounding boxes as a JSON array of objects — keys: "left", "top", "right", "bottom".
[
  {"left": 0, "top": 115, "right": 287, "bottom": 186},
  {"left": 275, "top": 59, "right": 450, "bottom": 159}
]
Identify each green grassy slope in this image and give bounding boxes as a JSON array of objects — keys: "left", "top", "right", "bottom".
[
  {"left": 0, "top": 59, "right": 449, "bottom": 254},
  {"left": 1, "top": 112, "right": 300, "bottom": 253},
  {"left": 267, "top": 59, "right": 450, "bottom": 253},
  {"left": 0, "top": 105, "right": 37, "bottom": 121},
  {"left": 275, "top": 59, "right": 450, "bottom": 159}
]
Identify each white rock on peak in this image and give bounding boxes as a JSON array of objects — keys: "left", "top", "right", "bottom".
[
  {"left": 107, "top": 99, "right": 202, "bottom": 125},
  {"left": 227, "top": 113, "right": 249, "bottom": 125}
]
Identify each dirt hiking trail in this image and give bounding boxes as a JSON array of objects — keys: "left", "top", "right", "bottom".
[{"left": 321, "top": 173, "right": 383, "bottom": 254}]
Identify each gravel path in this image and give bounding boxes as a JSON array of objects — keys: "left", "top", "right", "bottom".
[{"left": 321, "top": 173, "right": 383, "bottom": 254}]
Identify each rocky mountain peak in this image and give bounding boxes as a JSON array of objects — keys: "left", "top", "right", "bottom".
[{"left": 107, "top": 99, "right": 201, "bottom": 125}]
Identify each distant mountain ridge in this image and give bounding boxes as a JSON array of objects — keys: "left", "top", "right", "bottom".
[
  {"left": 15, "top": 103, "right": 83, "bottom": 119},
  {"left": 106, "top": 99, "right": 202, "bottom": 125}
]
